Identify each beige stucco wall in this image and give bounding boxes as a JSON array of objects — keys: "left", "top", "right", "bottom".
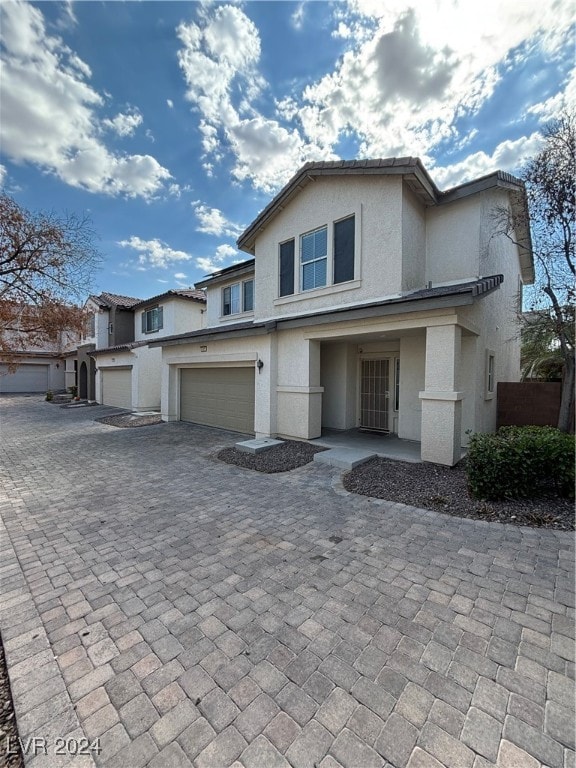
[
  {"left": 398, "top": 334, "right": 425, "bottom": 441},
  {"left": 458, "top": 189, "right": 523, "bottom": 437},
  {"left": 204, "top": 274, "right": 255, "bottom": 328},
  {"left": 135, "top": 299, "right": 205, "bottom": 342},
  {"left": 253, "top": 175, "right": 404, "bottom": 322},
  {"left": 425, "top": 195, "right": 481, "bottom": 285},
  {"left": 83, "top": 299, "right": 109, "bottom": 348},
  {"left": 320, "top": 342, "right": 358, "bottom": 430},
  {"left": 401, "top": 185, "right": 426, "bottom": 292}
]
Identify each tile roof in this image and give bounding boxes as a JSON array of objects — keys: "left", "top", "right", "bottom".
[
  {"left": 90, "top": 292, "right": 143, "bottom": 309},
  {"left": 151, "top": 275, "right": 504, "bottom": 347},
  {"left": 131, "top": 289, "right": 207, "bottom": 309},
  {"left": 89, "top": 340, "right": 149, "bottom": 356}
]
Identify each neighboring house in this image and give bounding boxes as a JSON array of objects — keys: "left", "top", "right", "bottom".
[
  {"left": 0, "top": 301, "right": 80, "bottom": 393},
  {"left": 155, "top": 157, "right": 533, "bottom": 465},
  {"left": 0, "top": 326, "right": 78, "bottom": 394},
  {"left": 90, "top": 289, "right": 206, "bottom": 411},
  {"left": 73, "top": 293, "right": 143, "bottom": 401}
]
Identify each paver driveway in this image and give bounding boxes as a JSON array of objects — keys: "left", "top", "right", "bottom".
[{"left": 0, "top": 395, "right": 574, "bottom": 768}]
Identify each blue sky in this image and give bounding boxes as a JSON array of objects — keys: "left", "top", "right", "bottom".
[{"left": 1, "top": 1, "right": 574, "bottom": 302}]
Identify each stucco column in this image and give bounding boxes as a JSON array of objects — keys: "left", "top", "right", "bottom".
[
  {"left": 254, "top": 333, "right": 277, "bottom": 438},
  {"left": 161, "top": 359, "right": 179, "bottom": 421},
  {"left": 419, "top": 324, "right": 463, "bottom": 465},
  {"left": 276, "top": 338, "right": 323, "bottom": 439}
]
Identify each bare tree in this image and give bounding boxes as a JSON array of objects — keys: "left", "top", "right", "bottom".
[
  {"left": 0, "top": 194, "right": 100, "bottom": 368},
  {"left": 497, "top": 113, "right": 575, "bottom": 431}
]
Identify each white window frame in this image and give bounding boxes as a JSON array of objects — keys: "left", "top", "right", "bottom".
[
  {"left": 222, "top": 279, "right": 254, "bottom": 317},
  {"left": 485, "top": 349, "right": 496, "bottom": 399},
  {"left": 142, "top": 306, "right": 163, "bottom": 334},
  {"left": 300, "top": 226, "right": 328, "bottom": 292}
]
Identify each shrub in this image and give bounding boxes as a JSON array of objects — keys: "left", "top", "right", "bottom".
[
  {"left": 45, "top": 390, "right": 53, "bottom": 401},
  {"left": 467, "top": 426, "right": 574, "bottom": 500}
]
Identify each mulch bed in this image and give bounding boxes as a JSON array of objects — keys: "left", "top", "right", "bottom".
[
  {"left": 218, "top": 440, "right": 327, "bottom": 473},
  {"left": 96, "top": 414, "right": 163, "bottom": 428},
  {"left": 0, "top": 635, "right": 24, "bottom": 768},
  {"left": 344, "top": 457, "right": 574, "bottom": 530}
]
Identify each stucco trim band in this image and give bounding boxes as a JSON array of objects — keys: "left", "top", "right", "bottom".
[{"left": 419, "top": 391, "right": 464, "bottom": 401}]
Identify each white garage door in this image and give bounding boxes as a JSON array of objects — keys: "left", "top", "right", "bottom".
[
  {"left": 101, "top": 368, "right": 132, "bottom": 409},
  {"left": 180, "top": 367, "right": 255, "bottom": 434},
  {"left": 0, "top": 364, "right": 49, "bottom": 393}
]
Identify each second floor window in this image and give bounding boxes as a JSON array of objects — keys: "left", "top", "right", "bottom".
[
  {"left": 301, "top": 226, "right": 327, "bottom": 291},
  {"left": 223, "top": 279, "right": 254, "bottom": 316},
  {"left": 142, "top": 306, "right": 163, "bottom": 333},
  {"left": 333, "top": 215, "right": 355, "bottom": 284}
]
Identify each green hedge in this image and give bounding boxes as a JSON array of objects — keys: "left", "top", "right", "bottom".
[{"left": 467, "top": 426, "right": 575, "bottom": 500}]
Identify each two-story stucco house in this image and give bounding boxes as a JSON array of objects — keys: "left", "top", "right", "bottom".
[
  {"left": 72, "top": 293, "right": 143, "bottom": 401},
  {"left": 154, "top": 158, "right": 533, "bottom": 465},
  {"left": 90, "top": 289, "right": 206, "bottom": 411}
]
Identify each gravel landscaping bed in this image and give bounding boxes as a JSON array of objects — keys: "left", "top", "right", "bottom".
[
  {"left": 0, "top": 635, "right": 23, "bottom": 768},
  {"left": 96, "top": 414, "right": 163, "bottom": 428},
  {"left": 218, "top": 440, "right": 327, "bottom": 473},
  {"left": 344, "top": 457, "right": 574, "bottom": 530}
]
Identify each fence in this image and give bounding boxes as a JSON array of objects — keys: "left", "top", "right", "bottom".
[{"left": 497, "top": 381, "right": 562, "bottom": 429}]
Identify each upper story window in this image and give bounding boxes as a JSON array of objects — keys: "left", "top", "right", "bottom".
[
  {"left": 279, "top": 240, "right": 295, "bottom": 297},
  {"left": 301, "top": 227, "right": 327, "bottom": 291},
  {"left": 333, "top": 215, "right": 355, "bottom": 284},
  {"left": 222, "top": 279, "right": 254, "bottom": 316},
  {"left": 279, "top": 215, "right": 355, "bottom": 298},
  {"left": 142, "top": 306, "right": 163, "bottom": 334}
]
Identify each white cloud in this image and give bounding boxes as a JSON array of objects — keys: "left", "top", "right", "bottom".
[
  {"left": 291, "top": 3, "right": 305, "bottom": 30},
  {"left": 177, "top": 4, "right": 329, "bottom": 193},
  {"left": 0, "top": 1, "right": 171, "bottom": 198},
  {"left": 193, "top": 203, "right": 243, "bottom": 237},
  {"left": 167, "top": 99, "right": 174, "bottom": 109},
  {"left": 196, "top": 243, "right": 238, "bottom": 273},
  {"left": 0, "top": 165, "right": 6, "bottom": 187},
  {"left": 174, "top": 272, "right": 187, "bottom": 280},
  {"left": 177, "top": 0, "right": 574, "bottom": 194},
  {"left": 118, "top": 236, "right": 193, "bottom": 269},
  {"left": 102, "top": 110, "right": 143, "bottom": 138},
  {"left": 295, "top": 0, "right": 574, "bottom": 162},
  {"left": 432, "top": 133, "right": 544, "bottom": 189}
]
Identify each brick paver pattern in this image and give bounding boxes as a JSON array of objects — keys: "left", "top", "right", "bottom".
[{"left": 0, "top": 395, "right": 574, "bottom": 768}]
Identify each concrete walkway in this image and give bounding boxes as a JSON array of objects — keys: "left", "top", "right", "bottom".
[{"left": 0, "top": 395, "right": 574, "bottom": 768}]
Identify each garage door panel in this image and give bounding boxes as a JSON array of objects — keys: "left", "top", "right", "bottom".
[
  {"left": 0, "top": 364, "right": 49, "bottom": 393},
  {"left": 180, "top": 367, "right": 254, "bottom": 434},
  {"left": 101, "top": 369, "right": 132, "bottom": 409}
]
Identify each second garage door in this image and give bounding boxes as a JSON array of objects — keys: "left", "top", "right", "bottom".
[
  {"left": 0, "top": 364, "right": 50, "bottom": 393},
  {"left": 101, "top": 368, "right": 132, "bottom": 409},
  {"left": 180, "top": 367, "right": 255, "bottom": 434}
]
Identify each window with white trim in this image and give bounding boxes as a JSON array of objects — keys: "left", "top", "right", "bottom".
[
  {"left": 301, "top": 227, "right": 327, "bottom": 291},
  {"left": 222, "top": 279, "right": 254, "bottom": 316},
  {"left": 142, "top": 306, "right": 163, "bottom": 333},
  {"left": 485, "top": 350, "right": 495, "bottom": 399}
]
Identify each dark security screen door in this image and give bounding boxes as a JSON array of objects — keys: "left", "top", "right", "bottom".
[{"left": 360, "top": 359, "right": 390, "bottom": 431}]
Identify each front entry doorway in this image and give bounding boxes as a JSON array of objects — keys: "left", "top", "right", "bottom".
[{"left": 360, "top": 358, "right": 391, "bottom": 432}]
